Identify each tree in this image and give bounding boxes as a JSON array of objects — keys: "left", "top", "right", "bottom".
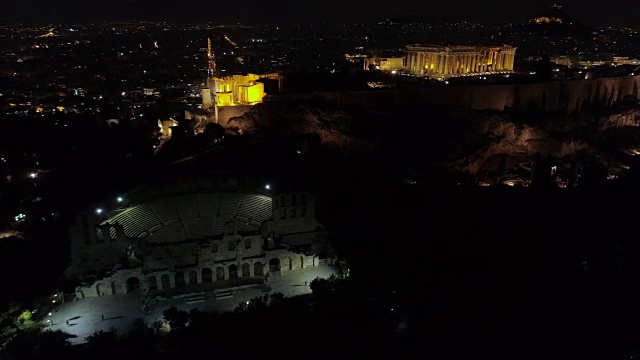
[
  {"left": 203, "top": 122, "right": 225, "bottom": 140},
  {"left": 162, "top": 306, "right": 189, "bottom": 329},
  {"left": 122, "top": 318, "right": 157, "bottom": 352},
  {"left": 1, "top": 329, "right": 72, "bottom": 359},
  {"left": 84, "top": 328, "right": 120, "bottom": 351}
]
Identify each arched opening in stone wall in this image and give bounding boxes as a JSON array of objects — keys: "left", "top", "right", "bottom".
[
  {"left": 161, "top": 274, "right": 170, "bottom": 289},
  {"left": 189, "top": 270, "right": 198, "bottom": 285},
  {"left": 96, "top": 283, "right": 104, "bottom": 296},
  {"left": 254, "top": 262, "right": 264, "bottom": 276},
  {"left": 269, "top": 258, "right": 280, "bottom": 272},
  {"left": 300, "top": 256, "right": 304, "bottom": 269},
  {"left": 287, "top": 257, "right": 292, "bottom": 270},
  {"left": 148, "top": 276, "right": 158, "bottom": 291},
  {"left": 229, "top": 264, "right": 238, "bottom": 280},
  {"left": 242, "top": 263, "right": 250, "bottom": 277},
  {"left": 216, "top": 267, "right": 225, "bottom": 281},
  {"left": 202, "top": 268, "right": 213, "bottom": 283},
  {"left": 111, "top": 281, "right": 117, "bottom": 295},
  {"left": 174, "top": 272, "right": 186, "bottom": 287},
  {"left": 126, "top": 277, "right": 140, "bottom": 293}
]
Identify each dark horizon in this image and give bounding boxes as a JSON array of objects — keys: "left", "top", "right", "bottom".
[{"left": 2, "top": 1, "right": 640, "bottom": 28}]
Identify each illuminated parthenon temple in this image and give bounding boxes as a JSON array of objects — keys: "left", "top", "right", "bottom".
[{"left": 405, "top": 44, "right": 517, "bottom": 79}]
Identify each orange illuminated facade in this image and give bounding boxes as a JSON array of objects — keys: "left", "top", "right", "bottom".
[
  {"left": 203, "top": 73, "right": 281, "bottom": 108},
  {"left": 364, "top": 57, "right": 405, "bottom": 71},
  {"left": 406, "top": 44, "right": 517, "bottom": 79}
]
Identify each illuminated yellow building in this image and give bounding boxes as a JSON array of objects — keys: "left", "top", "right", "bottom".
[
  {"left": 363, "top": 57, "right": 406, "bottom": 71},
  {"left": 405, "top": 44, "right": 517, "bottom": 79},
  {"left": 204, "top": 73, "right": 281, "bottom": 107}
]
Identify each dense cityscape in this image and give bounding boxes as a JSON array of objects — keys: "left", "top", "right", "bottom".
[{"left": 2, "top": 4, "right": 640, "bottom": 358}]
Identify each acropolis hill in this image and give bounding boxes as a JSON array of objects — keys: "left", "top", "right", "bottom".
[
  {"left": 264, "top": 74, "right": 640, "bottom": 115},
  {"left": 222, "top": 73, "right": 640, "bottom": 182}
]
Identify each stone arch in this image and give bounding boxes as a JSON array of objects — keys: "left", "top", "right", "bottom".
[
  {"left": 161, "top": 274, "right": 170, "bottom": 289},
  {"left": 202, "top": 268, "right": 213, "bottom": 283},
  {"left": 96, "top": 283, "right": 104, "bottom": 296},
  {"left": 174, "top": 272, "right": 185, "bottom": 287},
  {"left": 216, "top": 266, "right": 225, "bottom": 281},
  {"left": 269, "top": 258, "right": 280, "bottom": 272},
  {"left": 242, "top": 263, "right": 250, "bottom": 277},
  {"left": 189, "top": 270, "right": 198, "bottom": 285},
  {"left": 229, "top": 264, "right": 238, "bottom": 280},
  {"left": 126, "top": 277, "right": 140, "bottom": 293},
  {"left": 125, "top": 245, "right": 136, "bottom": 259},
  {"left": 254, "top": 262, "right": 264, "bottom": 276},
  {"left": 148, "top": 276, "right": 158, "bottom": 291}
]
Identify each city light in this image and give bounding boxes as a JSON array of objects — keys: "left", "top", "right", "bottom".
[
  {"left": 29, "top": 172, "right": 37, "bottom": 179},
  {"left": 117, "top": 196, "right": 124, "bottom": 203},
  {"left": 265, "top": 184, "right": 271, "bottom": 190},
  {"left": 96, "top": 208, "right": 103, "bottom": 214}
]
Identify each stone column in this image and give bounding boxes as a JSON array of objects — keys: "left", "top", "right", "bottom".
[
  {"left": 491, "top": 51, "right": 497, "bottom": 72},
  {"left": 444, "top": 55, "right": 450, "bottom": 75},
  {"left": 424, "top": 53, "right": 429, "bottom": 73},
  {"left": 412, "top": 52, "right": 417, "bottom": 73}
]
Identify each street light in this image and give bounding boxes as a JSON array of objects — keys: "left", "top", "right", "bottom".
[
  {"left": 96, "top": 208, "right": 103, "bottom": 214},
  {"left": 264, "top": 184, "right": 271, "bottom": 190},
  {"left": 116, "top": 196, "right": 123, "bottom": 203}
]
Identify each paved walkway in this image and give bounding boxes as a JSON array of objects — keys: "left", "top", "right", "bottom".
[{"left": 47, "top": 265, "right": 335, "bottom": 344}]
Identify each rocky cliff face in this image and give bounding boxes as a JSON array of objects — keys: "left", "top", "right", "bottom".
[
  {"left": 445, "top": 114, "right": 594, "bottom": 174},
  {"left": 225, "top": 96, "right": 640, "bottom": 177},
  {"left": 227, "top": 101, "right": 373, "bottom": 151}
]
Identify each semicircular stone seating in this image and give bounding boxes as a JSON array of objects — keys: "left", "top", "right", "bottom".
[{"left": 106, "top": 193, "right": 273, "bottom": 243}]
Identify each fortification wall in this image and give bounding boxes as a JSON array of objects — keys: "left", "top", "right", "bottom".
[{"left": 268, "top": 75, "right": 640, "bottom": 114}]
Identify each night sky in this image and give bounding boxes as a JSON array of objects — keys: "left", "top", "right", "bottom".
[{"left": 2, "top": 0, "right": 639, "bottom": 26}]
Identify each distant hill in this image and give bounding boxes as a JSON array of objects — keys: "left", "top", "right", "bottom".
[
  {"left": 377, "top": 13, "right": 465, "bottom": 24},
  {"left": 527, "top": 4, "right": 573, "bottom": 24},
  {"left": 519, "top": 5, "right": 593, "bottom": 37}
]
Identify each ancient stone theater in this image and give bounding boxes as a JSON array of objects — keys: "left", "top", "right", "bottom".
[{"left": 66, "top": 190, "right": 324, "bottom": 299}]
